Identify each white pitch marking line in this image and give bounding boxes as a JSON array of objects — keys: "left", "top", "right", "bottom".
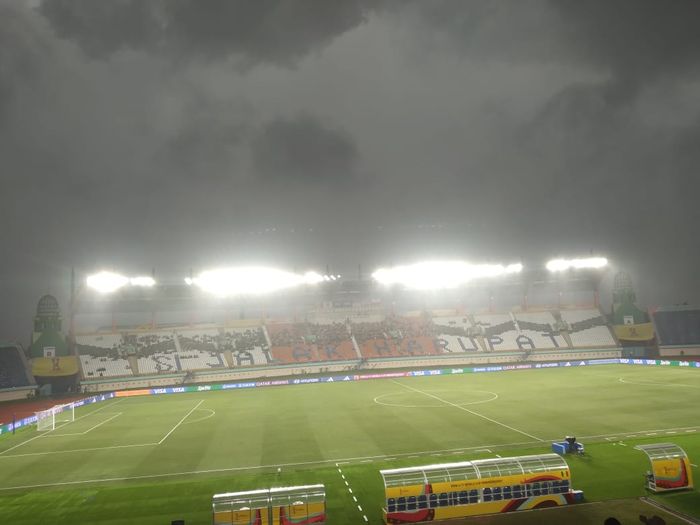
[
  {"left": 4, "top": 422, "right": 700, "bottom": 488},
  {"left": 390, "top": 379, "right": 544, "bottom": 442},
  {"left": 0, "top": 399, "right": 125, "bottom": 455},
  {"left": 353, "top": 496, "right": 357, "bottom": 502},
  {"left": 349, "top": 488, "right": 353, "bottom": 494},
  {"left": 495, "top": 454, "right": 502, "bottom": 458},
  {"left": 48, "top": 413, "right": 122, "bottom": 437},
  {"left": 363, "top": 516, "right": 368, "bottom": 522},
  {"left": 618, "top": 377, "right": 699, "bottom": 389},
  {"left": 0, "top": 442, "right": 158, "bottom": 459},
  {"left": 182, "top": 408, "right": 216, "bottom": 425},
  {"left": 157, "top": 400, "right": 204, "bottom": 445},
  {"left": 691, "top": 464, "right": 698, "bottom": 468},
  {"left": 358, "top": 505, "right": 363, "bottom": 512}
]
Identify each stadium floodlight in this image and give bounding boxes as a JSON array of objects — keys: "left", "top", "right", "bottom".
[
  {"left": 189, "top": 267, "right": 325, "bottom": 297},
  {"left": 129, "top": 276, "right": 156, "bottom": 287},
  {"left": 86, "top": 271, "right": 129, "bottom": 293},
  {"left": 546, "top": 257, "right": 608, "bottom": 272},
  {"left": 372, "top": 260, "right": 523, "bottom": 290}
]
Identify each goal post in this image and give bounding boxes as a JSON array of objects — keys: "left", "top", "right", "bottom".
[{"left": 36, "top": 402, "right": 75, "bottom": 431}]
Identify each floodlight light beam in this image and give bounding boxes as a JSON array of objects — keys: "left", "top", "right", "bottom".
[
  {"left": 86, "top": 271, "right": 130, "bottom": 294},
  {"left": 190, "top": 267, "right": 326, "bottom": 296},
  {"left": 130, "top": 276, "right": 156, "bottom": 287},
  {"left": 371, "top": 260, "right": 523, "bottom": 290},
  {"left": 546, "top": 257, "right": 608, "bottom": 272}
]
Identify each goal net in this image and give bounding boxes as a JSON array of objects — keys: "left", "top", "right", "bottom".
[{"left": 36, "top": 403, "right": 75, "bottom": 431}]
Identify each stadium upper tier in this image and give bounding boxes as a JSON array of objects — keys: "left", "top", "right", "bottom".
[
  {"left": 653, "top": 307, "right": 700, "bottom": 347},
  {"left": 74, "top": 308, "right": 618, "bottom": 379},
  {"left": 0, "top": 344, "right": 33, "bottom": 389}
]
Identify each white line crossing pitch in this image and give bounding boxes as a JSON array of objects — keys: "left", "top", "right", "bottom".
[
  {"left": 157, "top": 400, "right": 204, "bottom": 445},
  {"left": 390, "top": 379, "right": 544, "bottom": 442}
]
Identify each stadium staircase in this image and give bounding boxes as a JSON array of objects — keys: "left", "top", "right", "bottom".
[
  {"left": 350, "top": 336, "right": 363, "bottom": 359},
  {"left": 261, "top": 325, "right": 272, "bottom": 349},
  {"left": 17, "top": 346, "right": 35, "bottom": 385},
  {"left": 222, "top": 349, "right": 235, "bottom": 368},
  {"left": 173, "top": 333, "right": 184, "bottom": 354},
  {"left": 127, "top": 355, "right": 140, "bottom": 375},
  {"left": 551, "top": 312, "right": 574, "bottom": 348}
]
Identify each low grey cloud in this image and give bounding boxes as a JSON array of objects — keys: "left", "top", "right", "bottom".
[
  {"left": 252, "top": 114, "right": 360, "bottom": 185},
  {"left": 40, "top": 0, "right": 379, "bottom": 64},
  {"left": 1, "top": 0, "right": 700, "bottom": 340}
]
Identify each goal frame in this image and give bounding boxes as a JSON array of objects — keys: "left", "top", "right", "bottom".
[{"left": 36, "top": 402, "right": 75, "bottom": 431}]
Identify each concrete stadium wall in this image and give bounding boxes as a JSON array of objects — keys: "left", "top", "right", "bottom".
[
  {"left": 659, "top": 345, "right": 700, "bottom": 357},
  {"left": 0, "top": 386, "right": 37, "bottom": 403}
]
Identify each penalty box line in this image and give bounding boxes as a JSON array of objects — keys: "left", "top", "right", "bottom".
[
  {"left": 0, "top": 399, "right": 206, "bottom": 459},
  {"left": 389, "top": 379, "right": 545, "bottom": 442},
  {"left": 46, "top": 413, "right": 123, "bottom": 437},
  {"left": 0, "top": 398, "right": 126, "bottom": 456}
]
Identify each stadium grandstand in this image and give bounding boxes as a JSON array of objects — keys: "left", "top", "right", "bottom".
[
  {"left": 0, "top": 343, "right": 36, "bottom": 402},
  {"left": 52, "top": 260, "right": 629, "bottom": 393},
  {"left": 652, "top": 305, "right": 700, "bottom": 358},
  {"left": 2, "top": 261, "right": 700, "bottom": 525}
]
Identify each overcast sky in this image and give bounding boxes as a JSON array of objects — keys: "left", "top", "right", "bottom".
[{"left": 2, "top": 0, "right": 700, "bottom": 340}]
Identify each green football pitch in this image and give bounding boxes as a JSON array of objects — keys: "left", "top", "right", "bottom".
[{"left": 1, "top": 364, "right": 699, "bottom": 524}]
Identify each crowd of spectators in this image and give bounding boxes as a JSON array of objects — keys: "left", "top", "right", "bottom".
[
  {"left": 124, "top": 333, "right": 175, "bottom": 355},
  {"left": 301, "top": 322, "right": 349, "bottom": 346},
  {"left": 351, "top": 316, "right": 435, "bottom": 343},
  {"left": 220, "top": 328, "right": 267, "bottom": 352},
  {"left": 178, "top": 333, "right": 218, "bottom": 352}
]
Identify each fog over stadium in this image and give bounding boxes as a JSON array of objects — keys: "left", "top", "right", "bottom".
[{"left": 2, "top": 0, "right": 700, "bottom": 341}]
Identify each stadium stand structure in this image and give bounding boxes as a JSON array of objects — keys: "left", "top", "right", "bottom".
[
  {"left": 76, "top": 334, "right": 133, "bottom": 378},
  {"left": 0, "top": 345, "right": 32, "bottom": 389},
  {"left": 220, "top": 326, "right": 272, "bottom": 366},
  {"left": 74, "top": 307, "right": 620, "bottom": 385},
  {"left": 653, "top": 305, "right": 700, "bottom": 356},
  {"left": 351, "top": 316, "right": 437, "bottom": 359},
  {"left": 268, "top": 321, "right": 358, "bottom": 363},
  {"left": 432, "top": 316, "right": 483, "bottom": 353},
  {"left": 559, "top": 308, "right": 617, "bottom": 347},
  {"left": 0, "top": 343, "right": 35, "bottom": 401},
  {"left": 514, "top": 311, "right": 567, "bottom": 349}
]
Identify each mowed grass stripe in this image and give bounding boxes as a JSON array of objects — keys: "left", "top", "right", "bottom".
[{"left": 0, "top": 365, "right": 698, "bottom": 524}]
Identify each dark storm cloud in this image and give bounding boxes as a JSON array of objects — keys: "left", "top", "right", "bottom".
[
  {"left": 399, "top": 0, "right": 700, "bottom": 102},
  {"left": 160, "top": 90, "right": 251, "bottom": 179},
  {"left": 549, "top": 1, "right": 700, "bottom": 84},
  {"left": 0, "top": 1, "right": 52, "bottom": 120},
  {"left": 2, "top": 0, "right": 700, "bottom": 340},
  {"left": 252, "top": 114, "right": 359, "bottom": 185},
  {"left": 40, "top": 0, "right": 379, "bottom": 64}
]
